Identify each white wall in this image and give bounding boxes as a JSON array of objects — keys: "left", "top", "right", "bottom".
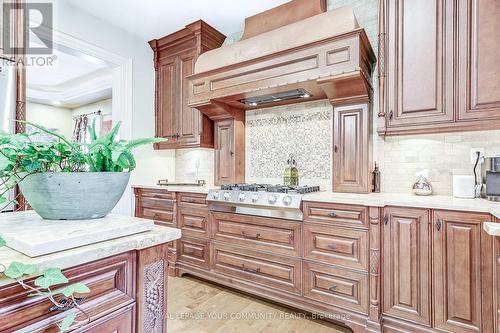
[
  {"left": 52, "top": 1, "right": 176, "bottom": 192},
  {"left": 26, "top": 102, "right": 74, "bottom": 139}
]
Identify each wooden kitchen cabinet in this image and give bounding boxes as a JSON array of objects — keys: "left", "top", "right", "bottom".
[
  {"left": 149, "top": 21, "right": 225, "bottom": 149},
  {"left": 385, "top": 0, "right": 454, "bottom": 128},
  {"left": 432, "top": 210, "right": 493, "bottom": 332},
  {"left": 379, "top": 0, "right": 500, "bottom": 135},
  {"left": 214, "top": 117, "right": 245, "bottom": 185},
  {"left": 333, "top": 104, "right": 371, "bottom": 193},
  {"left": 382, "top": 207, "right": 431, "bottom": 325},
  {"left": 457, "top": 0, "right": 500, "bottom": 121}
]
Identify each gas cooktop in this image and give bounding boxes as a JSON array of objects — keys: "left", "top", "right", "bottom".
[{"left": 207, "top": 184, "right": 321, "bottom": 221}]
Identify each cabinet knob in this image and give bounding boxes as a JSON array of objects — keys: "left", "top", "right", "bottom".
[
  {"left": 334, "top": 145, "right": 338, "bottom": 153},
  {"left": 384, "top": 214, "right": 389, "bottom": 225},
  {"left": 329, "top": 285, "right": 338, "bottom": 292},
  {"left": 328, "top": 212, "right": 337, "bottom": 217},
  {"left": 328, "top": 244, "right": 337, "bottom": 250},
  {"left": 389, "top": 110, "right": 394, "bottom": 120}
]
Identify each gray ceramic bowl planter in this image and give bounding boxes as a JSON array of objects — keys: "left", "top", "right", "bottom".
[{"left": 19, "top": 172, "right": 130, "bottom": 220}]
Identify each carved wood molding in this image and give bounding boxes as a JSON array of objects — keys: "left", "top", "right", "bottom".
[
  {"left": 142, "top": 259, "right": 165, "bottom": 333},
  {"left": 367, "top": 207, "right": 382, "bottom": 330},
  {"left": 137, "top": 244, "right": 169, "bottom": 333}
]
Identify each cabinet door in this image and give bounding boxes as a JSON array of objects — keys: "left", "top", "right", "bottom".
[
  {"left": 458, "top": 0, "right": 500, "bottom": 120},
  {"left": 214, "top": 119, "right": 234, "bottom": 185},
  {"left": 386, "top": 0, "right": 454, "bottom": 127},
  {"left": 177, "top": 51, "right": 202, "bottom": 145},
  {"left": 333, "top": 104, "right": 370, "bottom": 193},
  {"left": 156, "top": 57, "right": 178, "bottom": 140},
  {"left": 433, "top": 210, "right": 490, "bottom": 332},
  {"left": 382, "top": 207, "right": 431, "bottom": 325}
]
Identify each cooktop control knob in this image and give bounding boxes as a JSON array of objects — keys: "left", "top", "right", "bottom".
[
  {"left": 251, "top": 194, "right": 259, "bottom": 203},
  {"left": 268, "top": 195, "right": 277, "bottom": 204},
  {"left": 213, "top": 191, "right": 219, "bottom": 199},
  {"left": 238, "top": 193, "right": 245, "bottom": 202},
  {"left": 283, "top": 195, "right": 292, "bottom": 206},
  {"left": 223, "top": 192, "right": 231, "bottom": 201}
]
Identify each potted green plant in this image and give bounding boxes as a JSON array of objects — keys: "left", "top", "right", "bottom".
[{"left": 0, "top": 120, "right": 166, "bottom": 219}]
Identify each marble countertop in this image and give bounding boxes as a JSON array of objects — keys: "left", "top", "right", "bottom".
[
  {"left": 132, "top": 184, "right": 500, "bottom": 219},
  {"left": 484, "top": 223, "right": 500, "bottom": 236},
  {"left": 132, "top": 184, "right": 216, "bottom": 194},
  {"left": 303, "top": 192, "right": 500, "bottom": 219},
  {"left": 0, "top": 213, "right": 181, "bottom": 287}
]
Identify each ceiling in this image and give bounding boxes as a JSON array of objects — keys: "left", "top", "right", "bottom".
[
  {"left": 27, "top": 48, "right": 113, "bottom": 109},
  {"left": 65, "top": 0, "right": 290, "bottom": 41}
]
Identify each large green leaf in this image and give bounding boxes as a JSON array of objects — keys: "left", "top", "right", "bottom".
[
  {"left": 4, "top": 262, "right": 37, "bottom": 279},
  {"left": 0, "top": 197, "right": 7, "bottom": 205},
  {"left": 57, "top": 312, "right": 76, "bottom": 333},
  {"left": 61, "top": 282, "right": 90, "bottom": 297},
  {"left": 34, "top": 268, "right": 68, "bottom": 289},
  {"left": 124, "top": 137, "right": 167, "bottom": 150}
]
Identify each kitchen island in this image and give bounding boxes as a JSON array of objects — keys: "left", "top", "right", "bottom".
[{"left": 0, "top": 211, "right": 181, "bottom": 333}]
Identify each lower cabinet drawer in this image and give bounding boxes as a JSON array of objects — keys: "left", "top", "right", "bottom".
[
  {"left": 211, "top": 242, "right": 302, "bottom": 295},
  {"left": 178, "top": 238, "right": 210, "bottom": 269},
  {"left": 76, "top": 306, "right": 134, "bottom": 333},
  {"left": 140, "top": 207, "right": 174, "bottom": 226},
  {"left": 304, "top": 223, "right": 368, "bottom": 271},
  {"left": 303, "top": 261, "right": 369, "bottom": 315},
  {"left": 178, "top": 208, "right": 210, "bottom": 239},
  {"left": 211, "top": 212, "right": 301, "bottom": 256},
  {"left": 0, "top": 253, "right": 136, "bottom": 332}
]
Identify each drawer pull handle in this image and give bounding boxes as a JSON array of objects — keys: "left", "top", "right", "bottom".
[
  {"left": 328, "top": 244, "right": 337, "bottom": 250},
  {"left": 154, "top": 213, "right": 160, "bottom": 219},
  {"left": 49, "top": 297, "right": 86, "bottom": 312},
  {"left": 242, "top": 264, "right": 261, "bottom": 274},
  {"left": 329, "top": 285, "right": 338, "bottom": 292},
  {"left": 242, "top": 232, "right": 261, "bottom": 240},
  {"left": 328, "top": 212, "right": 337, "bottom": 217}
]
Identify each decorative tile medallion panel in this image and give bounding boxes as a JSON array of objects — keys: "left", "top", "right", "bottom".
[{"left": 246, "top": 101, "right": 332, "bottom": 186}]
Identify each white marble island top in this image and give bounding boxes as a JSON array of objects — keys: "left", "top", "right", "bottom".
[{"left": 0, "top": 212, "right": 181, "bottom": 287}]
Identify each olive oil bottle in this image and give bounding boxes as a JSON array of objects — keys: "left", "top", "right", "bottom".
[{"left": 284, "top": 154, "right": 299, "bottom": 186}]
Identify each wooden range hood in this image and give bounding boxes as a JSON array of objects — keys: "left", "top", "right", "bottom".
[{"left": 187, "top": 0, "right": 376, "bottom": 119}]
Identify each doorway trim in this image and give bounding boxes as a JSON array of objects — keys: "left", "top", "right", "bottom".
[{"left": 24, "top": 23, "right": 134, "bottom": 215}]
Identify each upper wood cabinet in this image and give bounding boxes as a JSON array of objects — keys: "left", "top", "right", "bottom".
[
  {"left": 432, "top": 210, "right": 494, "bottom": 333},
  {"left": 333, "top": 104, "right": 372, "bottom": 193},
  {"left": 379, "top": 0, "right": 500, "bottom": 135},
  {"left": 382, "top": 207, "right": 431, "bottom": 325},
  {"left": 214, "top": 117, "right": 245, "bottom": 185},
  {"left": 149, "top": 21, "right": 225, "bottom": 149},
  {"left": 385, "top": 0, "right": 454, "bottom": 127},
  {"left": 457, "top": 0, "right": 500, "bottom": 121}
]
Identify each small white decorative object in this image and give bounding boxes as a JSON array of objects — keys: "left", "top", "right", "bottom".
[{"left": 412, "top": 170, "right": 433, "bottom": 196}]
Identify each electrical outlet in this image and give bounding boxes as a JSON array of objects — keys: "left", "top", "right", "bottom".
[{"left": 470, "top": 148, "right": 485, "bottom": 164}]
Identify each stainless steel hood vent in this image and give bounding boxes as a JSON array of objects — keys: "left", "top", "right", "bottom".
[{"left": 240, "top": 89, "right": 312, "bottom": 107}]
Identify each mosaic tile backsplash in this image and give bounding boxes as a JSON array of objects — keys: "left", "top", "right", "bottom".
[{"left": 245, "top": 101, "right": 332, "bottom": 187}]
